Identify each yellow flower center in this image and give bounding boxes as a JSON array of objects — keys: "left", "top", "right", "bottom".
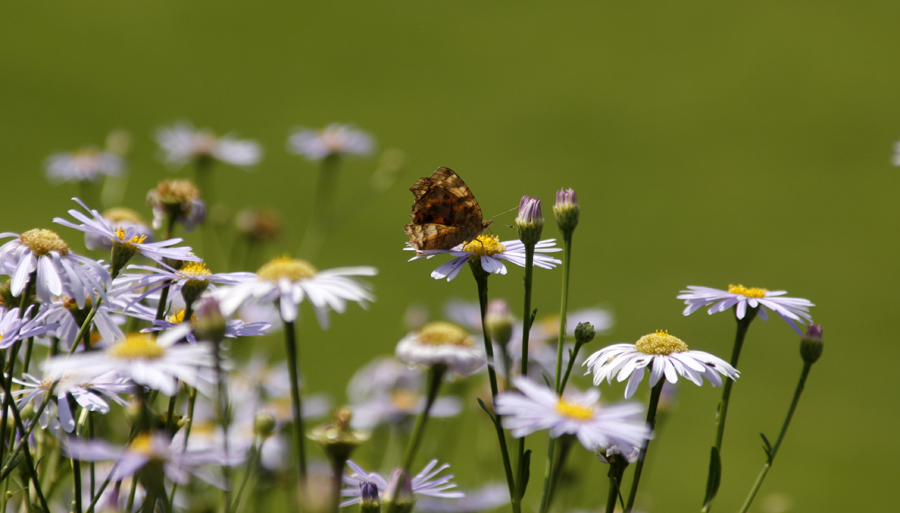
[
  {"left": 180, "top": 261, "right": 212, "bottom": 280},
  {"left": 74, "top": 148, "right": 99, "bottom": 158},
  {"left": 462, "top": 235, "right": 506, "bottom": 257},
  {"left": 113, "top": 228, "right": 147, "bottom": 246},
  {"left": 416, "top": 321, "right": 474, "bottom": 346},
  {"left": 319, "top": 128, "right": 346, "bottom": 151},
  {"left": 635, "top": 330, "right": 689, "bottom": 355},
  {"left": 556, "top": 399, "right": 594, "bottom": 420},
  {"left": 107, "top": 333, "right": 166, "bottom": 360},
  {"left": 19, "top": 229, "right": 69, "bottom": 256},
  {"left": 103, "top": 207, "right": 145, "bottom": 225},
  {"left": 127, "top": 433, "right": 164, "bottom": 458},
  {"left": 727, "top": 284, "right": 768, "bottom": 298},
  {"left": 192, "top": 132, "right": 219, "bottom": 156},
  {"left": 390, "top": 390, "right": 420, "bottom": 411},
  {"left": 167, "top": 308, "right": 193, "bottom": 324},
  {"left": 256, "top": 256, "right": 317, "bottom": 282}
]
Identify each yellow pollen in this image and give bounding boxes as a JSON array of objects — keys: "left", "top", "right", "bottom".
[
  {"left": 556, "top": 399, "right": 594, "bottom": 420},
  {"left": 635, "top": 330, "right": 689, "bottom": 355},
  {"left": 113, "top": 227, "right": 147, "bottom": 246},
  {"left": 103, "top": 207, "right": 145, "bottom": 225},
  {"left": 127, "top": 433, "right": 160, "bottom": 457},
  {"left": 180, "top": 261, "right": 212, "bottom": 279},
  {"left": 462, "top": 235, "right": 506, "bottom": 257},
  {"left": 19, "top": 229, "right": 69, "bottom": 256},
  {"left": 390, "top": 390, "right": 420, "bottom": 411},
  {"left": 728, "top": 284, "right": 768, "bottom": 298},
  {"left": 167, "top": 308, "right": 193, "bottom": 324},
  {"left": 256, "top": 256, "right": 317, "bottom": 282},
  {"left": 107, "top": 333, "right": 166, "bottom": 360},
  {"left": 416, "top": 321, "right": 473, "bottom": 346}
]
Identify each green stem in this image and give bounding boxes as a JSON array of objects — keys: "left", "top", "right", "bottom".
[
  {"left": 68, "top": 298, "right": 102, "bottom": 356},
  {"left": 155, "top": 282, "right": 172, "bottom": 322},
  {"left": 554, "top": 232, "right": 573, "bottom": 394},
  {"left": 213, "top": 340, "right": 232, "bottom": 511},
  {"left": 538, "top": 439, "right": 556, "bottom": 513},
  {"left": 738, "top": 362, "right": 813, "bottom": 513},
  {"left": 0, "top": 375, "right": 51, "bottom": 513},
  {"left": 401, "top": 365, "right": 446, "bottom": 471},
  {"left": 624, "top": 379, "right": 665, "bottom": 513},
  {"left": 0, "top": 278, "right": 35, "bottom": 463},
  {"left": 284, "top": 320, "right": 307, "bottom": 480},
  {"left": 298, "top": 154, "right": 340, "bottom": 261},
  {"left": 513, "top": 241, "right": 536, "bottom": 509},
  {"left": 558, "top": 341, "right": 586, "bottom": 397},
  {"left": 231, "top": 437, "right": 263, "bottom": 513},
  {"left": 168, "top": 386, "right": 198, "bottom": 512},
  {"left": 604, "top": 457, "right": 629, "bottom": 513},
  {"left": 470, "top": 264, "right": 517, "bottom": 512}
]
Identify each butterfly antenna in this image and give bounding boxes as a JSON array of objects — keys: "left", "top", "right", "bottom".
[{"left": 489, "top": 205, "right": 519, "bottom": 220}]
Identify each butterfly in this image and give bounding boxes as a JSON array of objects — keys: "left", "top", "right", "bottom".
[{"left": 404, "top": 167, "right": 492, "bottom": 252}]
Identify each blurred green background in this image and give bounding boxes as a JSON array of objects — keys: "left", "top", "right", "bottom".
[{"left": 2, "top": 2, "right": 898, "bottom": 512}]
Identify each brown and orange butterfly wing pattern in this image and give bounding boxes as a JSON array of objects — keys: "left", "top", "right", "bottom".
[{"left": 404, "top": 167, "right": 491, "bottom": 251}]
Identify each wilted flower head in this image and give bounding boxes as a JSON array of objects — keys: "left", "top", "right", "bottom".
[
  {"left": 288, "top": 124, "right": 374, "bottom": 161},
  {"left": 147, "top": 179, "right": 206, "bottom": 232}
]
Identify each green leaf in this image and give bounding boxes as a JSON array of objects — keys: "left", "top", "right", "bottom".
[
  {"left": 517, "top": 449, "right": 532, "bottom": 499},
  {"left": 760, "top": 433, "right": 773, "bottom": 457},
  {"left": 476, "top": 398, "right": 496, "bottom": 424},
  {"left": 701, "top": 446, "right": 722, "bottom": 512},
  {"left": 0, "top": 448, "right": 25, "bottom": 481}
]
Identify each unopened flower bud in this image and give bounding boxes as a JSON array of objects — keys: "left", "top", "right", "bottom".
[
  {"left": 360, "top": 481, "right": 382, "bottom": 513},
  {"left": 485, "top": 299, "right": 513, "bottom": 347},
  {"left": 191, "top": 296, "right": 227, "bottom": 343},
  {"left": 308, "top": 406, "right": 369, "bottom": 464},
  {"left": 553, "top": 188, "right": 579, "bottom": 236},
  {"left": 254, "top": 412, "right": 277, "bottom": 438},
  {"left": 515, "top": 195, "right": 544, "bottom": 246},
  {"left": 574, "top": 322, "right": 595, "bottom": 345},
  {"left": 800, "top": 324, "right": 823, "bottom": 364},
  {"left": 383, "top": 469, "right": 414, "bottom": 513}
]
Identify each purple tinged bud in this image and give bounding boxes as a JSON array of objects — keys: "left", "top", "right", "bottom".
[
  {"left": 361, "top": 481, "right": 380, "bottom": 505},
  {"left": 192, "top": 296, "right": 227, "bottom": 342},
  {"left": 485, "top": 299, "right": 513, "bottom": 347},
  {"left": 553, "top": 188, "right": 579, "bottom": 235},
  {"left": 515, "top": 195, "right": 543, "bottom": 245},
  {"left": 383, "top": 468, "right": 414, "bottom": 511},
  {"left": 800, "top": 324, "right": 823, "bottom": 364},
  {"left": 555, "top": 188, "right": 578, "bottom": 208}
]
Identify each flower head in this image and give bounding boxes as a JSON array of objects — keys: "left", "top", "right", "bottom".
[
  {"left": 678, "top": 285, "right": 814, "bottom": 335},
  {"left": 396, "top": 321, "right": 485, "bottom": 376},
  {"left": 288, "top": 124, "right": 374, "bottom": 161},
  {"left": 156, "top": 121, "right": 262, "bottom": 169},
  {"left": 341, "top": 459, "right": 464, "bottom": 507},
  {"left": 495, "top": 377, "right": 650, "bottom": 454},
  {"left": 146, "top": 179, "right": 207, "bottom": 232},
  {"left": 212, "top": 256, "right": 376, "bottom": 328},
  {"left": 84, "top": 208, "right": 153, "bottom": 252},
  {"left": 45, "top": 148, "right": 124, "bottom": 184},
  {"left": 553, "top": 188, "right": 579, "bottom": 235},
  {"left": 405, "top": 236, "right": 561, "bottom": 282},
  {"left": 583, "top": 331, "right": 739, "bottom": 399},
  {"left": 515, "top": 196, "right": 543, "bottom": 245},
  {"left": 0, "top": 227, "right": 110, "bottom": 307}
]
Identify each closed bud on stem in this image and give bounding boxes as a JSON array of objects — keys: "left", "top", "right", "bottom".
[
  {"left": 800, "top": 324, "right": 824, "bottom": 364},
  {"left": 515, "top": 195, "right": 543, "bottom": 246},
  {"left": 553, "top": 188, "right": 579, "bottom": 236},
  {"left": 360, "top": 481, "right": 382, "bottom": 513},
  {"left": 485, "top": 299, "right": 513, "bottom": 347},
  {"left": 574, "top": 321, "right": 596, "bottom": 345},
  {"left": 383, "top": 469, "right": 415, "bottom": 513},
  {"left": 191, "top": 296, "right": 227, "bottom": 343},
  {"left": 253, "top": 412, "right": 277, "bottom": 438},
  {"left": 308, "top": 406, "right": 370, "bottom": 464}
]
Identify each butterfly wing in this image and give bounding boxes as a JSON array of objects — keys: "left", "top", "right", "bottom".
[{"left": 405, "top": 167, "right": 486, "bottom": 251}]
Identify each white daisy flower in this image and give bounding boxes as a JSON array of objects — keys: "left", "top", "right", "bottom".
[
  {"left": 341, "top": 459, "right": 464, "bottom": 507},
  {"left": 405, "top": 236, "right": 562, "bottom": 282},
  {"left": 12, "top": 371, "right": 132, "bottom": 432},
  {"left": 134, "top": 307, "right": 270, "bottom": 344},
  {"left": 156, "top": 121, "right": 262, "bottom": 169},
  {"left": 495, "top": 376, "right": 650, "bottom": 454},
  {"left": 212, "top": 256, "right": 376, "bottom": 328},
  {"left": 583, "top": 331, "right": 739, "bottom": 399},
  {"left": 396, "top": 321, "right": 485, "bottom": 376},
  {"left": 678, "top": 285, "right": 814, "bottom": 335},
  {"left": 44, "top": 148, "right": 124, "bottom": 184},
  {"left": 53, "top": 197, "right": 201, "bottom": 268},
  {"left": 64, "top": 431, "right": 239, "bottom": 487},
  {"left": 0, "top": 228, "right": 110, "bottom": 308},
  {"left": 83, "top": 208, "right": 153, "bottom": 252},
  {"left": 42, "top": 327, "right": 215, "bottom": 396},
  {"left": 112, "top": 260, "right": 255, "bottom": 308},
  {"left": 0, "top": 306, "right": 58, "bottom": 349},
  {"left": 42, "top": 296, "right": 123, "bottom": 350},
  {"left": 287, "top": 124, "right": 374, "bottom": 161}
]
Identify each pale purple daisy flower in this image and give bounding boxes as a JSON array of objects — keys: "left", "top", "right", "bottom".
[
  {"left": 396, "top": 322, "right": 485, "bottom": 377},
  {"left": 111, "top": 260, "right": 254, "bottom": 309},
  {"left": 211, "top": 256, "right": 376, "bottom": 328},
  {"left": 341, "top": 459, "right": 464, "bottom": 507},
  {"left": 42, "top": 326, "right": 215, "bottom": 396},
  {"left": 417, "top": 483, "right": 509, "bottom": 513},
  {"left": 12, "top": 371, "right": 132, "bottom": 432},
  {"left": 287, "top": 124, "right": 374, "bottom": 161},
  {"left": 156, "top": 121, "right": 262, "bottom": 169},
  {"left": 583, "top": 331, "right": 739, "bottom": 399},
  {"left": 495, "top": 376, "right": 650, "bottom": 453},
  {"left": 0, "top": 228, "right": 110, "bottom": 308},
  {"left": 678, "top": 285, "right": 814, "bottom": 335},
  {"left": 83, "top": 208, "right": 153, "bottom": 252},
  {"left": 44, "top": 148, "right": 124, "bottom": 183},
  {"left": 0, "top": 306, "right": 59, "bottom": 349},
  {"left": 405, "top": 236, "right": 561, "bottom": 282},
  {"left": 53, "top": 198, "right": 201, "bottom": 267}
]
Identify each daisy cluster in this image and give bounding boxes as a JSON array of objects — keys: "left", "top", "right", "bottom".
[{"left": 0, "top": 122, "right": 823, "bottom": 513}]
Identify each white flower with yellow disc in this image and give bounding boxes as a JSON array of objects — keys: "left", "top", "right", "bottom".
[
  {"left": 678, "top": 285, "right": 814, "bottom": 335},
  {"left": 404, "top": 236, "right": 561, "bottom": 282}
]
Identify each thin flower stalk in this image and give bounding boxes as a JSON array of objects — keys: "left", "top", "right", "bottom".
[
  {"left": 401, "top": 365, "right": 446, "bottom": 472},
  {"left": 299, "top": 154, "right": 340, "bottom": 261},
  {"left": 284, "top": 320, "right": 308, "bottom": 481},
  {"left": 470, "top": 261, "right": 517, "bottom": 511},
  {"left": 624, "top": 379, "right": 664, "bottom": 513}
]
